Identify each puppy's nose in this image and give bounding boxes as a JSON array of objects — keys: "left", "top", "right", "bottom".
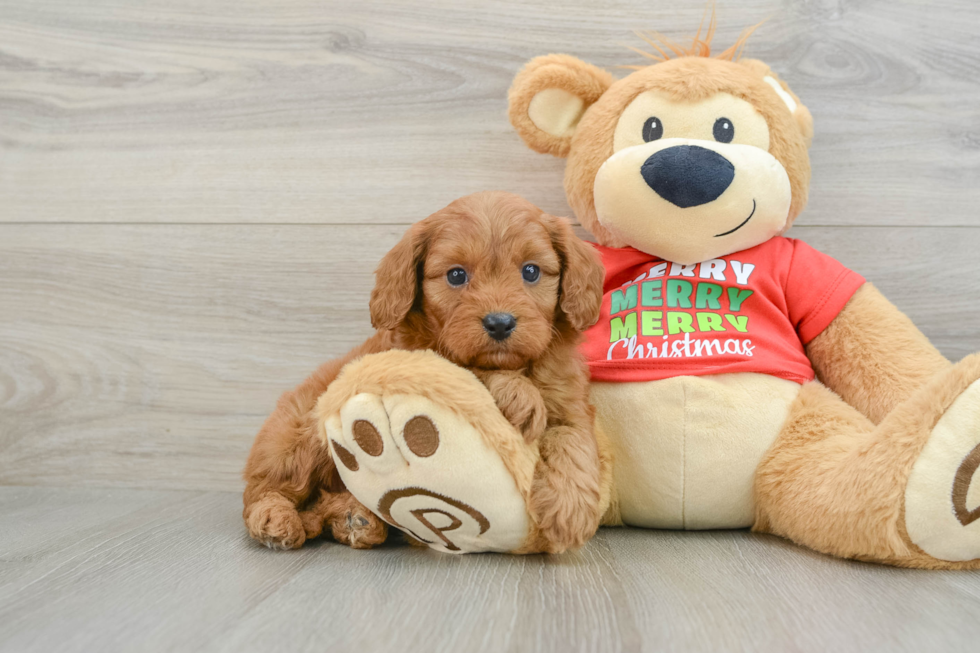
[
  {"left": 482, "top": 313, "right": 517, "bottom": 341},
  {"left": 641, "top": 145, "right": 735, "bottom": 208}
]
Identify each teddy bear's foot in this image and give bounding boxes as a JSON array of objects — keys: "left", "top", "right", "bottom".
[
  {"left": 755, "top": 354, "right": 980, "bottom": 569},
  {"left": 905, "top": 377, "right": 980, "bottom": 562},
  {"left": 324, "top": 395, "right": 530, "bottom": 553},
  {"left": 317, "top": 350, "right": 541, "bottom": 554}
]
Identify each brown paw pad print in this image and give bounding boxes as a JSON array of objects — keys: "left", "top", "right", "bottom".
[{"left": 324, "top": 392, "right": 530, "bottom": 553}]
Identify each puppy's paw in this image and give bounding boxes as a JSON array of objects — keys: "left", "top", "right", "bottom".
[
  {"left": 484, "top": 373, "right": 548, "bottom": 443},
  {"left": 528, "top": 463, "right": 601, "bottom": 554},
  {"left": 245, "top": 494, "right": 306, "bottom": 550},
  {"left": 505, "top": 394, "right": 548, "bottom": 444},
  {"left": 327, "top": 496, "right": 388, "bottom": 550}
]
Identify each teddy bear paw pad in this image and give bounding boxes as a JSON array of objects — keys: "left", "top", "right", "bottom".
[
  {"left": 324, "top": 392, "right": 531, "bottom": 554},
  {"left": 905, "top": 379, "right": 980, "bottom": 562}
]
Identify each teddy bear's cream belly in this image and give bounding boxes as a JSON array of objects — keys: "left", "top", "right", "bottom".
[{"left": 591, "top": 373, "right": 800, "bottom": 529}]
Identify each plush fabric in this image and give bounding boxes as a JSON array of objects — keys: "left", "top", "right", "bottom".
[
  {"left": 754, "top": 355, "right": 980, "bottom": 569},
  {"left": 806, "top": 283, "right": 952, "bottom": 424},
  {"left": 591, "top": 373, "right": 799, "bottom": 529},
  {"left": 518, "top": 56, "right": 814, "bottom": 254},
  {"left": 318, "top": 350, "right": 539, "bottom": 554},
  {"left": 507, "top": 22, "right": 980, "bottom": 568},
  {"left": 905, "top": 378, "right": 980, "bottom": 562},
  {"left": 508, "top": 54, "right": 614, "bottom": 158}
]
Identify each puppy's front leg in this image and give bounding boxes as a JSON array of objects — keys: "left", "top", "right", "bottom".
[
  {"left": 472, "top": 369, "right": 548, "bottom": 442},
  {"left": 530, "top": 424, "right": 602, "bottom": 553}
]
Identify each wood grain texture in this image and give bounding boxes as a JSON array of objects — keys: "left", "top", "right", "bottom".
[
  {"left": 0, "top": 223, "right": 977, "bottom": 491},
  {"left": 1, "top": 0, "right": 979, "bottom": 226},
  {"left": 3, "top": 2, "right": 980, "bottom": 648},
  {"left": 0, "top": 487, "right": 977, "bottom": 653}
]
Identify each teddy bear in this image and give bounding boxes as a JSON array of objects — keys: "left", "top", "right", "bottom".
[
  {"left": 502, "top": 21, "right": 980, "bottom": 568},
  {"left": 277, "top": 20, "right": 980, "bottom": 565}
]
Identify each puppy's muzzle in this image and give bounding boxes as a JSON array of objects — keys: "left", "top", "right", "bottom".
[
  {"left": 482, "top": 313, "right": 517, "bottom": 341},
  {"left": 640, "top": 145, "right": 735, "bottom": 209}
]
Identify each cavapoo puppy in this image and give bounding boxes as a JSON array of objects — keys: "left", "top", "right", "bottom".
[{"left": 243, "top": 191, "right": 605, "bottom": 552}]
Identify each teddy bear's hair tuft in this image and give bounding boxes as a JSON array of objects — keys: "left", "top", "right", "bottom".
[{"left": 622, "top": 7, "right": 764, "bottom": 70}]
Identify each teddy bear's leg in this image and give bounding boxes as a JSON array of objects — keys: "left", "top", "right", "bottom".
[
  {"left": 316, "top": 349, "right": 547, "bottom": 554},
  {"left": 754, "top": 354, "right": 980, "bottom": 569}
]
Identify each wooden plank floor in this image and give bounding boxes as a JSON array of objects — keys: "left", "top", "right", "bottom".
[
  {"left": 0, "top": 487, "right": 977, "bottom": 653},
  {"left": 2, "top": 0, "right": 980, "bottom": 227},
  {"left": 2, "top": 0, "right": 980, "bottom": 650}
]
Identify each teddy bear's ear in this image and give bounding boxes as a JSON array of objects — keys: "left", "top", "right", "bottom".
[
  {"left": 740, "top": 59, "right": 814, "bottom": 148},
  {"left": 508, "top": 54, "right": 615, "bottom": 158}
]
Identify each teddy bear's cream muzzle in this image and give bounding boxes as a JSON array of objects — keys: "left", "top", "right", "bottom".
[{"left": 593, "top": 137, "right": 792, "bottom": 265}]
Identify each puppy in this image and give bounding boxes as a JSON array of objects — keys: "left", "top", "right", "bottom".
[{"left": 243, "top": 191, "right": 605, "bottom": 553}]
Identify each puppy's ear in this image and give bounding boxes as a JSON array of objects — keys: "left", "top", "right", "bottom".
[
  {"left": 508, "top": 54, "right": 614, "bottom": 158},
  {"left": 369, "top": 221, "right": 429, "bottom": 331},
  {"left": 542, "top": 214, "right": 605, "bottom": 331}
]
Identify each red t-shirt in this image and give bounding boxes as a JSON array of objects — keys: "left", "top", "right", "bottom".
[{"left": 581, "top": 237, "right": 865, "bottom": 385}]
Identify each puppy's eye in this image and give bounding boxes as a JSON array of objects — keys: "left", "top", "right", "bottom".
[
  {"left": 643, "top": 117, "right": 663, "bottom": 142},
  {"left": 713, "top": 117, "right": 734, "bottom": 143},
  {"left": 521, "top": 263, "right": 540, "bottom": 283},
  {"left": 446, "top": 268, "right": 468, "bottom": 287}
]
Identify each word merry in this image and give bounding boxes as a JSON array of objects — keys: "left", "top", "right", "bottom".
[
  {"left": 610, "top": 279, "right": 754, "bottom": 315},
  {"left": 610, "top": 310, "right": 749, "bottom": 342},
  {"left": 622, "top": 259, "right": 757, "bottom": 288}
]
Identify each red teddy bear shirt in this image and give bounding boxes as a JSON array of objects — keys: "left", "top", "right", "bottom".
[{"left": 581, "top": 237, "right": 866, "bottom": 385}]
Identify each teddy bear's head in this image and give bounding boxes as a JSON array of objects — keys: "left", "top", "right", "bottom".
[{"left": 509, "top": 26, "right": 814, "bottom": 265}]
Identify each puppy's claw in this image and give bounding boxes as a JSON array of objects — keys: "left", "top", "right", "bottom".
[
  {"left": 330, "top": 506, "right": 388, "bottom": 549},
  {"left": 245, "top": 494, "right": 307, "bottom": 550}
]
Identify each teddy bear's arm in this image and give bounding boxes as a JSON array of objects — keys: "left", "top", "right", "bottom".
[{"left": 806, "top": 283, "right": 951, "bottom": 424}]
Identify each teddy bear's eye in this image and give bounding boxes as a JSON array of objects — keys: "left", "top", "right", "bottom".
[
  {"left": 642, "top": 117, "right": 663, "bottom": 142},
  {"left": 713, "top": 117, "right": 734, "bottom": 143},
  {"left": 447, "top": 268, "right": 468, "bottom": 287}
]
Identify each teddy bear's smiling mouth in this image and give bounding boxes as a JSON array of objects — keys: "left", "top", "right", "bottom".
[{"left": 714, "top": 199, "right": 757, "bottom": 237}]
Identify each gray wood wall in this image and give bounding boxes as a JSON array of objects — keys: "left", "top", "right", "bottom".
[{"left": 2, "top": 0, "right": 979, "bottom": 492}]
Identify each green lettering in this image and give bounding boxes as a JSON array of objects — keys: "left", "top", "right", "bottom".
[
  {"left": 610, "top": 285, "right": 637, "bottom": 314},
  {"left": 610, "top": 312, "right": 637, "bottom": 342},
  {"left": 641, "top": 310, "right": 663, "bottom": 336},
  {"left": 666, "top": 280, "right": 693, "bottom": 308},
  {"left": 641, "top": 280, "right": 663, "bottom": 307},
  {"left": 727, "top": 287, "right": 754, "bottom": 312},
  {"left": 696, "top": 312, "right": 726, "bottom": 332},
  {"left": 695, "top": 282, "right": 723, "bottom": 309},
  {"left": 666, "top": 312, "right": 695, "bottom": 335},
  {"left": 725, "top": 314, "right": 749, "bottom": 332}
]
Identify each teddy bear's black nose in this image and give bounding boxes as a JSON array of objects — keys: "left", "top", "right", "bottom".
[
  {"left": 483, "top": 313, "right": 517, "bottom": 341},
  {"left": 641, "top": 145, "right": 735, "bottom": 208}
]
